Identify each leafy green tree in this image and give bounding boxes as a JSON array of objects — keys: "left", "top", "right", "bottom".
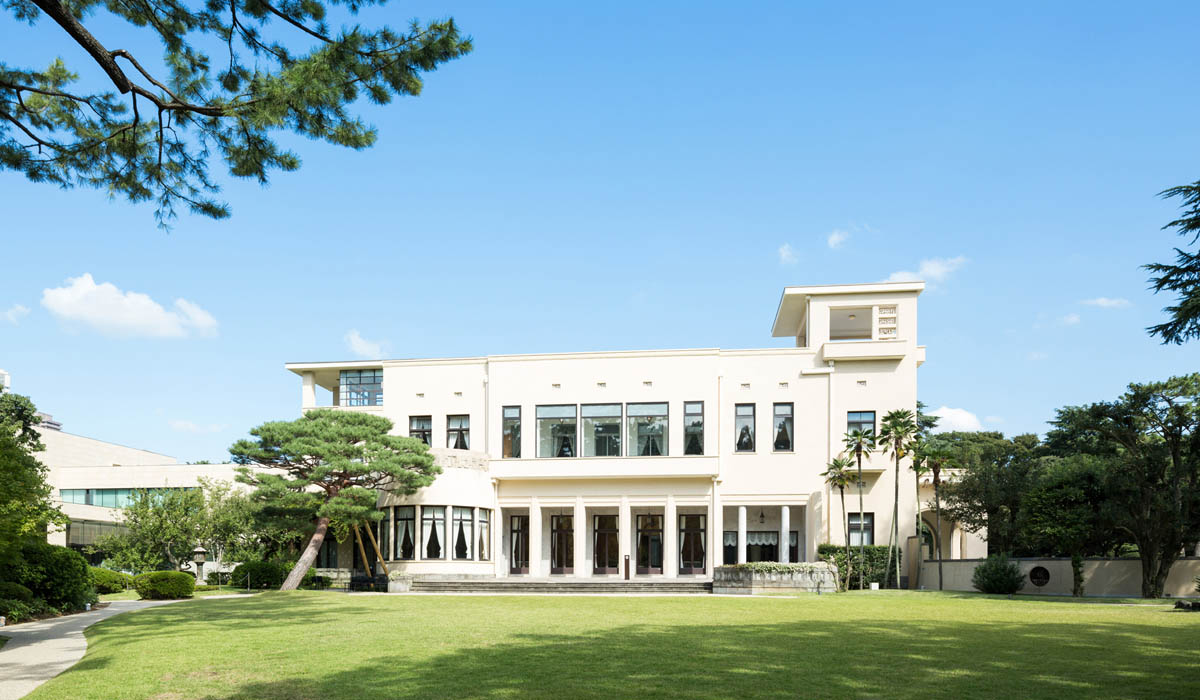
[
  {"left": 1146, "top": 182, "right": 1200, "bottom": 343},
  {"left": 1045, "top": 375, "right": 1200, "bottom": 598},
  {"left": 1, "top": 0, "right": 472, "bottom": 227},
  {"left": 821, "top": 456, "right": 855, "bottom": 591},
  {"left": 96, "top": 487, "right": 207, "bottom": 572},
  {"left": 842, "top": 427, "right": 875, "bottom": 590},
  {"left": 0, "top": 435, "right": 66, "bottom": 568},
  {"left": 878, "top": 408, "right": 916, "bottom": 588},
  {"left": 0, "top": 384, "right": 44, "bottom": 453},
  {"left": 1018, "top": 454, "right": 1115, "bottom": 596},
  {"left": 230, "top": 409, "right": 437, "bottom": 590},
  {"left": 938, "top": 431, "right": 1042, "bottom": 555}
]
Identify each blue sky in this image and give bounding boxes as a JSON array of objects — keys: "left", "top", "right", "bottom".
[{"left": 1, "top": 1, "right": 1197, "bottom": 461}]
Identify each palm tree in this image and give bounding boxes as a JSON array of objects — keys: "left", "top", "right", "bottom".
[
  {"left": 878, "top": 409, "right": 917, "bottom": 589},
  {"left": 821, "top": 457, "right": 855, "bottom": 591},
  {"left": 910, "top": 435, "right": 930, "bottom": 590},
  {"left": 842, "top": 427, "right": 875, "bottom": 590},
  {"left": 922, "top": 440, "right": 954, "bottom": 590}
]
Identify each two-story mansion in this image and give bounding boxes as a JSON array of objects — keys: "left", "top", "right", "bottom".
[{"left": 289, "top": 282, "right": 945, "bottom": 581}]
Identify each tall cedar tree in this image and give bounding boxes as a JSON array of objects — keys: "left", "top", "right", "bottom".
[
  {"left": 937, "top": 431, "right": 1042, "bottom": 555},
  {"left": 1045, "top": 375, "right": 1200, "bottom": 598},
  {"left": 230, "top": 409, "right": 437, "bottom": 590},
  {"left": 1, "top": 0, "right": 471, "bottom": 227},
  {"left": 1146, "top": 183, "right": 1200, "bottom": 343}
]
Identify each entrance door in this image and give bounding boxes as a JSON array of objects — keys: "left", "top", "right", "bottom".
[
  {"left": 510, "top": 515, "right": 529, "bottom": 574},
  {"left": 594, "top": 515, "right": 619, "bottom": 574},
  {"left": 679, "top": 514, "right": 706, "bottom": 574},
  {"left": 636, "top": 514, "right": 663, "bottom": 574},
  {"left": 550, "top": 515, "right": 574, "bottom": 574}
]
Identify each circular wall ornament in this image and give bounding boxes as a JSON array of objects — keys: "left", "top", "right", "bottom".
[{"left": 1029, "top": 566, "right": 1050, "bottom": 587}]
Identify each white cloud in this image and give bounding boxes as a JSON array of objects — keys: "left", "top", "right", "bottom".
[
  {"left": 169, "top": 419, "right": 227, "bottom": 434},
  {"left": 2, "top": 304, "right": 29, "bottom": 324},
  {"left": 778, "top": 243, "right": 797, "bottom": 265},
  {"left": 1082, "top": 297, "right": 1131, "bottom": 309},
  {"left": 1059, "top": 313, "right": 1081, "bottom": 326},
  {"left": 885, "top": 256, "right": 967, "bottom": 284},
  {"left": 345, "top": 329, "right": 385, "bottom": 359},
  {"left": 41, "top": 274, "right": 217, "bottom": 338},
  {"left": 930, "top": 406, "right": 984, "bottom": 433},
  {"left": 826, "top": 230, "right": 849, "bottom": 249}
]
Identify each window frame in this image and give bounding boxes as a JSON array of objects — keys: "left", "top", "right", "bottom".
[
  {"left": 477, "top": 508, "right": 491, "bottom": 561},
  {"left": 339, "top": 368, "right": 383, "bottom": 407},
  {"left": 446, "top": 414, "right": 470, "bottom": 450},
  {"left": 502, "top": 406, "right": 521, "bottom": 459},
  {"left": 452, "top": 506, "right": 474, "bottom": 560},
  {"left": 626, "top": 402, "right": 669, "bottom": 457},
  {"left": 734, "top": 403, "right": 756, "bottom": 453},
  {"left": 536, "top": 404, "right": 578, "bottom": 458},
  {"left": 421, "top": 505, "right": 447, "bottom": 560},
  {"left": 581, "top": 403, "right": 623, "bottom": 457},
  {"left": 394, "top": 505, "right": 416, "bottom": 560},
  {"left": 409, "top": 415, "right": 432, "bottom": 446},
  {"left": 772, "top": 402, "right": 794, "bottom": 453},
  {"left": 848, "top": 512, "right": 875, "bottom": 546},
  {"left": 847, "top": 410, "right": 876, "bottom": 436},
  {"left": 683, "top": 401, "right": 704, "bottom": 456}
]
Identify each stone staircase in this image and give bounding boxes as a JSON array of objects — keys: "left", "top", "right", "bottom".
[{"left": 409, "top": 578, "right": 713, "bottom": 594}]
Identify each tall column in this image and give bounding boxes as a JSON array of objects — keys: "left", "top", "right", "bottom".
[
  {"left": 618, "top": 497, "right": 631, "bottom": 578},
  {"left": 301, "top": 371, "right": 316, "bottom": 410},
  {"left": 710, "top": 481, "right": 722, "bottom": 573},
  {"left": 573, "top": 497, "right": 587, "bottom": 578},
  {"left": 779, "top": 505, "right": 790, "bottom": 564},
  {"left": 529, "top": 498, "right": 542, "bottom": 577},
  {"left": 737, "top": 505, "right": 748, "bottom": 564},
  {"left": 443, "top": 506, "right": 451, "bottom": 561},
  {"left": 664, "top": 495, "right": 677, "bottom": 578}
]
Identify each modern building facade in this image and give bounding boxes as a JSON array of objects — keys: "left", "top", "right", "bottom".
[{"left": 288, "top": 281, "right": 981, "bottom": 581}]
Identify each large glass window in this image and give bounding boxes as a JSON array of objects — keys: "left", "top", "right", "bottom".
[
  {"left": 421, "top": 506, "right": 446, "bottom": 559},
  {"left": 849, "top": 512, "right": 875, "bottom": 546},
  {"left": 340, "top": 369, "right": 383, "bottom": 406},
  {"left": 537, "top": 405, "right": 577, "bottom": 458},
  {"left": 551, "top": 515, "right": 574, "bottom": 574},
  {"left": 375, "top": 511, "right": 390, "bottom": 561},
  {"left": 447, "top": 415, "right": 470, "bottom": 449},
  {"left": 409, "top": 416, "right": 431, "bottom": 445},
  {"left": 502, "top": 407, "right": 521, "bottom": 458},
  {"left": 735, "top": 404, "right": 756, "bottom": 452},
  {"left": 847, "top": 411, "right": 876, "bottom": 436},
  {"left": 627, "top": 403, "right": 668, "bottom": 456},
  {"left": 723, "top": 531, "right": 737, "bottom": 565},
  {"left": 636, "top": 514, "right": 664, "bottom": 574},
  {"left": 452, "top": 507, "right": 473, "bottom": 559},
  {"left": 478, "top": 509, "right": 491, "bottom": 560},
  {"left": 61, "top": 488, "right": 172, "bottom": 508},
  {"left": 594, "top": 515, "right": 619, "bottom": 573},
  {"left": 679, "top": 514, "right": 706, "bottom": 574},
  {"left": 773, "top": 403, "right": 794, "bottom": 452},
  {"left": 316, "top": 535, "right": 338, "bottom": 568},
  {"left": 746, "top": 531, "right": 779, "bottom": 562},
  {"left": 582, "top": 404, "right": 622, "bottom": 457},
  {"left": 394, "top": 506, "right": 416, "bottom": 560},
  {"left": 684, "top": 401, "right": 704, "bottom": 455},
  {"left": 789, "top": 531, "right": 801, "bottom": 563}
]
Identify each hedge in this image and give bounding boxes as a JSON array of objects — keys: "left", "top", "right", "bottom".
[
  {"left": 817, "top": 544, "right": 902, "bottom": 589},
  {"left": 722, "top": 562, "right": 833, "bottom": 574},
  {"left": 8, "top": 541, "right": 97, "bottom": 610},
  {"left": 90, "top": 567, "right": 133, "bottom": 594},
  {"left": 0, "top": 581, "right": 34, "bottom": 603},
  {"left": 229, "top": 561, "right": 316, "bottom": 589},
  {"left": 133, "top": 571, "right": 196, "bottom": 600}
]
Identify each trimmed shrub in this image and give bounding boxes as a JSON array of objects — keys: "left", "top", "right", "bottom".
[
  {"left": 0, "top": 581, "right": 34, "bottom": 603},
  {"left": 9, "top": 541, "right": 97, "bottom": 610},
  {"left": 0, "top": 598, "right": 35, "bottom": 623},
  {"left": 90, "top": 567, "right": 133, "bottom": 594},
  {"left": 206, "top": 570, "right": 231, "bottom": 586},
  {"left": 194, "top": 584, "right": 219, "bottom": 592},
  {"left": 133, "top": 571, "right": 196, "bottom": 600},
  {"left": 724, "top": 562, "right": 832, "bottom": 574},
  {"left": 229, "top": 560, "right": 291, "bottom": 589},
  {"left": 972, "top": 554, "right": 1026, "bottom": 595},
  {"left": 817, "top": 544, "right": 901, "bottom": 588}
]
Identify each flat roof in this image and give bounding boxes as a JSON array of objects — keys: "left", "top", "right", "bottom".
[{"left": 771, "top": 281, "right": 925, "bottom": 337}]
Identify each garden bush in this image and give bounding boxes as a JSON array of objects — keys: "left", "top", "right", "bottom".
[
  {"left": 194, "top": 584, "right": 219, "bottom": 592},
  {"left": 230, "top": 560, "right": 291, "bottom": 589},
  {"left": 133, "top": 571, "right": 196, "bottom": 600},
  {"left": 817, "top": 544, "right": 901, "bottom": 589},
  {"left": 9, "top": 541, "right": 97, "bottom": 610},
  {"left": 90, "top": 567, "right": 133, "bottom": 594},
  {"left": 0, "top": 598, "right": 34, "bottom": 623},
  {"left": 722, "top": 562, "right": 832, "bottom": 574},
  {"left": 972, "top": 554, "right": 1026, "bottom": 595},
  {"left": 307, "top": 575, "right": 332, "bottom": 590},
  {"left": 206, "top": 570, "right": 231, "bottom": 586},
  {"left": 0, "top": 581, "right": 34, "bottom": 603}
]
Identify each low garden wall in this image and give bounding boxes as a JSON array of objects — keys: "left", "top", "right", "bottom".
[
  {"left": 917, "top": 557, "right": 1200, "bottom": 597},
  {"left": 713, "top": 563, "right": 839, "bottom": 595}
]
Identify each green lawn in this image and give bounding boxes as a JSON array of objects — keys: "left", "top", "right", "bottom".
[
  {"left": 98, "top": 586, "right": 262, "bottom": 602},
  {"left": 29, "top": 591, "right": 1200, "bottom": 700}
]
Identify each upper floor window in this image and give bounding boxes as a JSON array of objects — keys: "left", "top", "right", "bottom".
[
  {"left": 537, "top": 405, "right": 577, "bottom": 458},
  {"left": 582, "top": 404, "right": 622, "bottom": 457},
  {"left": 829, "top": 307, "right": 872, "bottom": 342},
  {"left": 773, "top": 403, "right": 794, "bottom": 452},
  {"left": 447, "top": 415, "right": 470, "bottom": 449},
  {"left": 847, "top": 411, "right": 876, "bottom": 436},
  {"left": 410, "top": 416, "right": 432, "bottom": 445},
  {"left": 340, "top": 369, "right": 383, "bottom": 406},
  {"left": 849, "top": 512, "right": 874, "bottom": 546},
  {"left": 735, "top": 404, "right": 756, "bottom": 452},
  {"left": 628, "top": 403, "right": 668, "bottom": 456},
  {"left": 502, "top": 407, "right": 521, "bottom": 458},
  {"left": 684, "top": 401, "right": 704, "bottom": 455}
]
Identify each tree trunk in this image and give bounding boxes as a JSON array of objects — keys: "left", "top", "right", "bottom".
[
  {"left": 353, "top": 524, "right": 372, "bottom": 576},
  {"left": 362, "top": 521, "right": 390, "bottom": 576},
  {"left": 892, "top": 451, "right": 901, "bottom": 588},
  {"left": 841, "top": 487, "right": 851, "bottom": 592},
  {"left": 281, "top": 516, "right": 330, "bottom": 591},
  {"left": 1070, "top": 553, "right": 1084, "bottom": 597},
  {"left": 914, "top": 470, "right": 922, "bottom": 590},
  {"left": 857, "top": 450, "right": 865, "bottom": 591},
  {"left": 934, "top": 479, "right": 943, "bottom": 591}
]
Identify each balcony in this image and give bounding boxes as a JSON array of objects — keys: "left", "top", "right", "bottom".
[{"left": 821, "top": 339, "right": 909, "bottom": 362}]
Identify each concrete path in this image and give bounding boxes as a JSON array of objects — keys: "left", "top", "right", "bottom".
[{"left": 0, "top": 595, "right": 253, "bottom": 700}]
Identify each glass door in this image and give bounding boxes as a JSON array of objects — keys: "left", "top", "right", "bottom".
[
  {"left": 636, "top": 514, "right": 663, "bottom": 574},
  {"left": 593, "top": 515, "right": 619, "bottom": 574},
  {"left": 550, "top": 515, "right": 574, "bottom": 574},
  {"left": 510, "top": 515, "right": 529, "bottom": 574},
  {"left": 679, "top": 514, "right": 706, "bottom": 574}
]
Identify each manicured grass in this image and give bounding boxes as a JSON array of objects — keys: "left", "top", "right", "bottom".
[
  {"left": 31, "top": 590, "right": 1200, "bottom": 700},
  {"left": 99, "top": 586, "right": 261, "bottom": 602}
]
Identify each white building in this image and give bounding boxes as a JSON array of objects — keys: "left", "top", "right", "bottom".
[{"left": 289, "top": 281, "right": 983, "bottom": 582}]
